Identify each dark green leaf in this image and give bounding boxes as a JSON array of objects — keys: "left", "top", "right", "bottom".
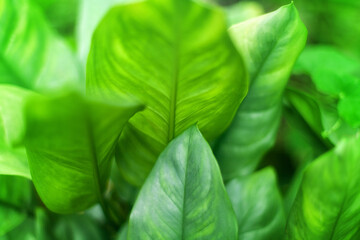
[
  {"left": 127, "top": 126, "right": 238, "bottom": 239},
  {"left": 23, "top": 91, "right": 142, "bottom": 213},
  {"left": 87, "top": 0, "right": 248, "bottom": 186},
  {"left": 226, "top": 167, "right": 285, "bottom": 240},
  {"left": 0, "top": 175, "right": 32, "bottom": 236},
  {"left": 214, "top": 3, "right": 307, "bottom": 180}
]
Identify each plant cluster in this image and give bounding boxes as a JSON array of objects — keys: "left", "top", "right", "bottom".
[{"left": 1, "top": 0, "right": 360, "bottom": 239}]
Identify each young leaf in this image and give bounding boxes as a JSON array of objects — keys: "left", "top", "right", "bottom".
[
  {"left": 86, "top": 0, "right": 248, "bottom": 186},
  {"left": 23, "top": 91, "right": 142, "bottom": 213},
  {"left": 0, "top": 175, "right": 32, "bottom": 236},
  {"left": 0, "top": 85, "right": 32, "bottom": 179},
  {"left": 286, "top": 135, "right": 360, "bottom": 239},
  {"left": 0, "top": 0, "right": 82, "bottom": 91},
  {"left": 127, "top": 126, "right": 238, "bottom": 239},
  {"left": 214, "top": 3, "right": 307, "bottom": 180},
  {"left": 226, "top": 167, "right": 285, "bottom": 240}
]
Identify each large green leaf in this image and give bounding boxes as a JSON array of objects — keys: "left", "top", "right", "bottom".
[
  {"left": 0, "top": 175, "right": 32, "bottom": 236},
  {"left": 226, "top": 167, "right": 285, "bottom": 240},
  {"left": 127, "top": 126, "right": 238, "bottom": 239},
  {"left": 213, "top": 3, "right": 307, "bottom": 180},
  {"left": 0, "top": 0, "right": 81, "bottom": 91},
  {"left": 23, "top": 91, "right": 142, "bottom": 213},
  {"left": 286, "top": 135, "right": 360, "bottom": 239},
  {"left": 0, "top": 85, "right": 32, "bottom": 179},
  {"left": 87, "top": 0, "right": 248, "bottom": 186}
]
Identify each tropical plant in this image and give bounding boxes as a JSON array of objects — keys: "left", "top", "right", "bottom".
[{"left": 1, "top": 0, "right": 360, "bottom": 239}]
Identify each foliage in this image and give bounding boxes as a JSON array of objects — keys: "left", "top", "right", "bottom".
[{"left": 0, "top": 0, "right": 359, "bottom": 239}]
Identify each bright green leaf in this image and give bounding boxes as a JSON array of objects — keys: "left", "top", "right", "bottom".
[
  {"left": 286, "top": 135, "right": 360, "bottom": 239},
  {"left": 87, "top": 0, "right": 248, "bottom": 186},
  {"left": 226, "top": 167, "right": 285, "bottom": 240},
  {"left": 214, "top": 3, "right": 307, "bottom": 180},
  {"left": 23, "top": 91, "right": 142, "bottom": 213},
  {"left": 127, "top": 126, "right": 238, "bottom": 239},
  {"left": 0, "top": 85, "right": 32, "bottom": 179},
  {"left": 0, "top": 175, "right": 32, "bottom": 236},
  {"left": 0, "top": 0, "right": 82, "bottom": 91}
]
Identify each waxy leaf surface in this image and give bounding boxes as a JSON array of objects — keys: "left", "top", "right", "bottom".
[
  {"left": 214, "top": 3, "right": 307, "bottom": 180},
  {"left": 23, "top": 91, "right": 142, "bottom": 213},
  {"left": 127, "top": 126, "right": 238, "bottom": 239},
  {"left": 286, "top": 135, "right": 360, "bottom": 239},
  {"left": 87, "top": 0, "right": 248, "bottom": 186}
]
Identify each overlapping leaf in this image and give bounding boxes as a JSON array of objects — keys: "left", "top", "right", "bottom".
[
  {"left": 0, "top": 175, "right": 32, "bottom": 236},
  {"left": 213, "top": 3, "right": 307, "bottom": 180},
  {"left": 87, "top": 0, "right": 248, "bottom": 186},
  {"left": 127, "top": 126, "right": 238, "bottom": 239},
  {"left": 0, "top": 85, "right": 32, "bottom": 179},
  {"left": 286, "top": 135, "right": 360, "bottom": 239},
  {"left": 0, "top": 0, "right": 81, "bottom": 91},
  {"left": 227, "top": 167, "right": 285, "bottom": 240},
  {"left": 23, "top": 91, "right": 142, "bottom": 213}
]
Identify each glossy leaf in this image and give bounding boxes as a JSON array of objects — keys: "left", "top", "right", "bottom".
[
  {"left": 0, "top": 175, "right": 32, "bottom": 236},
  {"left": 214, "top": 3, "right": 307, "bottom": 180},
  {"left": 23, "top": 91, "right": 142, "bottom": 213},
  {"left": 127, "top": 126, "right": 238, "bottom": 239},
  {"left": 286, "top": 135, "right": 360, "bottom": 239},
  {"left": 0, "top": 0, "right": 81, "bottom": 91},
  {"left": 226, "top": 167, "right": 285, "bottom": 240},
  {"left": 87, "top": 0, "right": 248, "bottom": 186},
  {"left": 0, "top": 85, "right": 32, "bottom": 179}
]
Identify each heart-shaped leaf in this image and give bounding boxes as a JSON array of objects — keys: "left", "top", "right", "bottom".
[
  {"left": 86, "top": 0, "right": 248, "bottom": 186},
  {"left": 214, "top": 3, "right": 307, "bottom": 180},
  {"left": 127, "top": 125, "right": 238, "bottom": 239}
]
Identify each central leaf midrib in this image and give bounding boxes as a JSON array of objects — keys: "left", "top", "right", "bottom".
[{"left": 167, "top": 11, "right": 182, "bottom": 143}]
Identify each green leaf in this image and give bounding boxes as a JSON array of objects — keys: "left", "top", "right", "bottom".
[
  {"left": 87, "top": 0, "right": 248, "bottom": 186},
  {"left": 0, "top": 0, "right": 82, "bottom": 91},
  {"left": 23, "top": 91, "right": 142, "bottom": 213},
  {"left": 286, "top": 135, "right": 360, "bottom": 239},
  {"left": 0, "top": 175, "right": 32, "bottom": 236},
  {"left": 0, "top": 85, "right": 32, "bottom": 179},
  {"left": 0, "top": 219, "right": 36, "bottom": 240},
  {"left": 35, "top": 208, "right": 105, "bottom": 240},
  {"left": 213, "top": 3, "right": 307, "bottom": 180},
  {"left": 226, "top": 167, "right": 285, "bottom": 240},
  {"left": 127, "top": 125, "right": 238, "bottom": 239}
]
